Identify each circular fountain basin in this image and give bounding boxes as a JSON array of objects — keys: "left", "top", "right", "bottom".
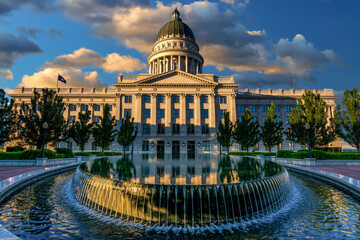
[{"left": 71, "top": 154, "right": 291, "bottom": 227}]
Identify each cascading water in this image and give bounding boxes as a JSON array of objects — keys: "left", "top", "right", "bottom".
[{"left": 71, "top": 154, "right": 292, "bottom": 228}]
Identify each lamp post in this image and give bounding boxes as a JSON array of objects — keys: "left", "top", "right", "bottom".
[
  {"left": 41, "top": 122, "right": 48, "bottom": 158},
  {"left": 305, "top": 123, "right": 312, "bottom": 158}
]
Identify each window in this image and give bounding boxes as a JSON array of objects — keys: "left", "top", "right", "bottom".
[
  {"left": 219, "top": 96, "right": 227, "bottom": 104},
  {"left": 157, "top": 167, "right": 165, "bottom": 177},
  {"left": 201, "top": 109, "right": 208, "bottom": 119},
  {"left": 143, "top": 124, "right": 150, "bottom": 134},
  {"left": 203, "top": 141, "right": 210, "bottom": 151},
  {"left": 81, "top": 104, "right": 88, "bottom": 111},
  {"left": 108, "top": 105, "right": 112, "bottom": 111},
  {"left": 220, "top": 109, "right": 227, "bottom": 119},
  {"left": 187, "top": 109, "right": 194, "bottom": 119},
  {"left": 172, "top": 167, "right": 180, "bottom": 178},
  {"left": 143, "top": 109, "right": 150, "bottom": 118},
  {"left": 172, "top": 109, "right": 179, "bottom": 119},
  {"left": 69, "top": 104, "right": 77, "bottom": 111},
  {"left": 201, "top": 96, "right": 208, "bottom": 103},
  {"left": 187, "top": 95, "right": 194, "bottom": 103},
  {"left": 251, "top": 116, "right": 257, "bottom": 123},
  {"left": 262, "top": 106, "right": 268, "bottom": 112},
  {"left": 158, "top": 124, "right": 165, "bottom": 134},
  {"left": 187, "top": 124, "right": 195, "bottom": 134},
  {"left": 143, "top": 95, "right": 151, "bottom": 103},
  {"left": 262, "top": 116, "right": 265, "bottom": 123},
  {"left": 172, "top": 95, "right": 179, "bottom": 103},
  {"left": 142, "top": 141, "right": 149, "bottom": 151},
  {"left": 158, "top": 95, "right": 165, "bottom": 103},
  {"left": 125, "top": 95, "right": 132, "bottom": 103},
  {"left": 238, "top": 105, "right": 245, "bottom": 112},
  {"left": 93, "top": 116, "right": 100, "bottom": 123},
  {"left": 275, "top": 106, "right": 280, "bottom": 112},
  {"left": 286, "top": 116, "right": 290, "bottom": 124},
  {"left": 254, "top": 143, "right": 259, "bottom": 151},
  {"left": 67, "top": 142, "right": 72, "bottom": 150},
  {"left": 172, "top": 124, "right": 180, "bottom": 134},
  {"left": 202, "top": 167, "right": 210, "bottom": 177},
  {"left": 158, "top": 109, "right": 165, "bottom": 118},
  {"left": 277, "top": 143, "right": 282, "bottom": 151},
  {"left": 202, "top": 124, "right": 209, "bottom": 134},
  {"left": 69, "top": 116, "right": 76, "bottom": 123},
  {"left": 250, "top": 106, "right": 257, "bottom": 112},
  {"left": 289, "top": 142, "right": 295, "bottom": 151},
  {"left": 188, "top": 167, "right": 195, "bottom": 177},
  {"left": 141, "top": 166, "right": 150, "bottom": 178},
  {"left": 94, "top": 104, "right": 100, "bottom": 111},
  {"left": 124, "top": 109, "right": 131, "bottom": 118},
  {"left": 284, "top": 106, "right": 291, "bottom": 112},
  {"left": 91, "top": 142, "right": 97, "bottom": 151},
  {"left": 275, "top": 117, "right": 280, "bottom": 123}
]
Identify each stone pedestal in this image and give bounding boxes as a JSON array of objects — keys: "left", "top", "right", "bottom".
[
  {"left": 305, "top": 158, "right": 317, "bottom": 166},
  {"left": 36, "top": 158, "right": 48, "bottom": 166}
]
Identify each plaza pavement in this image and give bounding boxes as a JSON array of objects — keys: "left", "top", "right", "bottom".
[
  {"left": 301, "top": 166, "right": 360, "bottom": 180},
  {"left": 0, "top": 166, "right": 60, "bottom": 181}
]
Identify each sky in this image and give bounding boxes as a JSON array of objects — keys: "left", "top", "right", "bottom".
[{"left": 0, "top": 0, "right": 359, "bottom": 96}]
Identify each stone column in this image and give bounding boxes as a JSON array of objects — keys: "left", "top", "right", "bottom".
[
  {"left": 151, "top": 93, "right": 157, "bottom": 135},
  {"left": 135, "top": 93, "right": 142, "bottom": 136},
  {"left": 230, "top": 94, "right": 237, "bottom": 123},
  {"left": 178, "top": 55, "right": 181, "bottom": 70},
  {"left": 209, "top": 93, "right": 216, "bottom": 137},
  {"left": 170, "top": 56, "right": 173, "bottom": 71},
  {"left": 185, "top": 56, "right": 188, "bottom": 73},
  {"left": 76, "top": 103, "right": 81, "bottom": 120},
  {"left": 115, "top": 93, "right": 122, "bottom": 130},
  {"left": 194, "top": 93, "right": 201, "bottom": 135},
  {"left": 165, "top": 93, "right": 172, "bottom": 136},
  {"left": 180, "top": 93, "right": 187, "bottom": 136},
  {"left": 157, "top": 58, "right": 160, "bottom": 74}
]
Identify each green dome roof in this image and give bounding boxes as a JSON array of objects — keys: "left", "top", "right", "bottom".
[{"left": 156, "top": 8, "right": 195, "bottom": 41}]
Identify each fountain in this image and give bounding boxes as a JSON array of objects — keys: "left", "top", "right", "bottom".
[{"left": 71, "top": 154, "right": 292, "bottom": 227}]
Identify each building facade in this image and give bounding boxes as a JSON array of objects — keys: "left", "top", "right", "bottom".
[{"left": 9, "top": 9, "right": 340, "bottom": 156}]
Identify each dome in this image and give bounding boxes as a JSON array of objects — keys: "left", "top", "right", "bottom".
[{"left": 156, "top": 8, "right": 195, "bottom": 41}]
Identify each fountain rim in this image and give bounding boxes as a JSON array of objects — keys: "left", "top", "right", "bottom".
[{"left": 77, "top": 159, "right": 288, "bottom": 188}]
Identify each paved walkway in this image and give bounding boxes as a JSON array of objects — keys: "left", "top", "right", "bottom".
[
  {"left": 302, "top": 166, "right": 360, "bottom": 180},
  {"left": 0, "top": 166, "right": 59, "bottom": 181}
]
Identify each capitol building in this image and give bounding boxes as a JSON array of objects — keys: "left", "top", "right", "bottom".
[{"left": 9, "top": 9, "right": 339, "bottom": 157}]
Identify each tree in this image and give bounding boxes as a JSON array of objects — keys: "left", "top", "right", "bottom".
[
  {"left": 0, "top": 89, "right": 15, "bottom": 145},
  {"left": 217, "top": 111, "right": 233, "bottom": 155},
  {"left": 117, "top": 112, "right": 138, "bottom": 156},
  {"left": 233, "top": 108, "right": 260, "bottom": 152},
  {"left": 92, "top": 104, "right": 116, "bottom": 152},
  {"left": 19, "top": 89, "right": 67, "bottom": 149},
  {"left": 286, "top": 90, "right": 336, "bottom": 150},
  {"left": 69, "top": 110, "right": 93, "bottom": 152},
  {"left": 260, "top": 103, "right": 284, "bottom": 152},
  {"left": 334, "top": 87, "right": 360, "bottom": 153}
]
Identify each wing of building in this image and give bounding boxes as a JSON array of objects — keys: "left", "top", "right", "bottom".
[{"left": 8, "top": 9, "right": 341, "bottom": 155}]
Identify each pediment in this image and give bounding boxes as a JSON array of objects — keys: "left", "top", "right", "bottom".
[{"left": 134, "top": 70, "right": 218, "bottom": 86}]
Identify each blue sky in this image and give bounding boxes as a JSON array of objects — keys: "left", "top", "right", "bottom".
[{"left": 0, "top": 0, "right": 359, "bottom": 95}]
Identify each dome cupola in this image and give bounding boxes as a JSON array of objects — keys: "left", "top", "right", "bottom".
[{"left": 148, "top": 8, "right": 204, "bottom": 75}]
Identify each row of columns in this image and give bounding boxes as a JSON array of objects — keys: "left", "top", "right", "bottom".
[{"left": 149, "top": 55, "right": 202, "bottom": 75}]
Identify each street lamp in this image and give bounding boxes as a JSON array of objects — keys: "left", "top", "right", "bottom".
[
  {"left": 41, "top": 122, "right": 48, "bottom": 158},
  {"left": 305, "top": 123, "right": 312, "bottom": 158}
]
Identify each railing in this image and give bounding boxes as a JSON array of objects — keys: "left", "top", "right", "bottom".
[
  {"left": 237, "top": 88, "right": 334, "bottom": 96},
  {"left": 12, "top": 87, "right": 116, "bottom": 95}
]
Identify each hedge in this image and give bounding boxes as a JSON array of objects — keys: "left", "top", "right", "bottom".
[
  {"left": 276, "top": 150, "right": 360, "bottom": 160},
  {"left": 0, "top": 150, "right": 69, "bottom": 160},
  {"left": 55, "top": 148, "right": 74, "bottom": 158},
  {"left": 230, "top": 152, "right": 277, "bottom": 156},
  {"left": 74, "top": 152, "right": 124, "bottom": 156},
  {"left": 0, "top": 152, "right": 22, "bottom": 160}
]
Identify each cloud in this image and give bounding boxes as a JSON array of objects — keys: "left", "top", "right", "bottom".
[
  {"left": 18, "top": 47, "right": 146, "bottom": 88},
  {"left": 0, "top": 69, "right": 13, "bottom": 80},
  {"left": 47, "top": 28, "right": 63, "bottom": 39},
  {"left": 275, "top": 34, "right": 342, "bottom": 73},
  {"left": 0, "top": 30, "right": 42, "bottom": 68},
  {"left": 17, "top": 25, "right": 42, "bottom": 38},
  {"left": 0, "top": 0, "right": 56, "bottom": 16}
]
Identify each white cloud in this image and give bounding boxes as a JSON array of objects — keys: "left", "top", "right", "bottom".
[
  {"left": 19, "top": 47, "right": 146, "bottom": 88},
  {"left": 4, "top": 88, "right": 14, "bottom": 94},
  {"left": 0, "top": 69, "right": 13, "bottom": 80}
]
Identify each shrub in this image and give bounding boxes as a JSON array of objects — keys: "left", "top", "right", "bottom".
[
  {"left": 55, "top": 148, "right": 74, "bottom": 158},
  {"left": 6, "top": 146, "right": 25, "bottom": 152},
  {"left": 74, "top": 152, "right": 124, "bottom": 156},
  {"left": 0, "top": 152, "right": 22, "bottom": 160},
  {"left": 20, "top": 150, "right": 57, "bottom": 160},
  {"left": 276, "top": 149, "right": 360, "bottom": 160},
  {"left": 276, "top": 150, "right": 294, "bottom": 158}
]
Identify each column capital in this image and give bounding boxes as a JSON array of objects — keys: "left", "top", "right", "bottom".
[
  {"left": 151, "top": 93, "right": 157, "bottom": 96},
  {"left": 166, "top": 93, "right": 172, "bottom": 97},
  {"left": 135, "top": 93, "right": 142, "bottom": 98}
]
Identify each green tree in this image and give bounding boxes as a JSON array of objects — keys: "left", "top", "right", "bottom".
[
  {"left": 233, "top": 108, "right": 260, "bottom": 152},
  {"left": 92, "top": 104, "right": 116, "bottom": 152},
  {"left": 117, "top": 112, "right": 138, "bottom": 156},
  {"left": 286, "top": 90, "right": 336, "bottom": 150},
  {"left": 217, "top": 111, "right": 233, "bottom": 155},
  {"left": 0, "top": 89, "right": 15, "bottom": 145},
  {"left": 19, "top": 89, "right": 67, "bottom": 149},
  {"left": 334, "top": 87, "right": 360, "bottom": 153},
  {"left": 260, "top": 103, "right": 284, "bottom": 152},
  {"left": 69, "top": 110, "right": 93, "bottom": 152}
]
